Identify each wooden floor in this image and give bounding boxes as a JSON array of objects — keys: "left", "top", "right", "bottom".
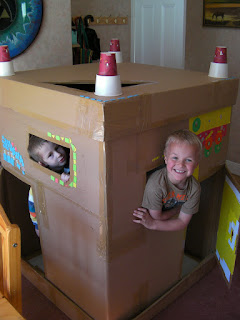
[{"left": 0, "top": 297, "right": 25, "bottom": 319}]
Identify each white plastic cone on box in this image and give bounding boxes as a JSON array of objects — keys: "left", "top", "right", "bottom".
[{"left": 208, "top": 62, "right": 228, "bottom": 78}]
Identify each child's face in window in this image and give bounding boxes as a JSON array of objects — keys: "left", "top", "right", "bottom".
[
  {"left": 164, "top": 141, "right": 199, "bottom": 189},
  {"left": 38, "top": 141, "right": 67, "bottom": 170}
]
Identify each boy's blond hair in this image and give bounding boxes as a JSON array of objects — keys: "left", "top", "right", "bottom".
[
  {"left": 27, "top": 135, "right": 47, "bottom": 163},
  {"left": 164, "top": 129, "right": 202, "bottom": 160}
]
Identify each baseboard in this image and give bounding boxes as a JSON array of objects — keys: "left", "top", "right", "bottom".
[{"left": 226, "top": 160, "right": 240, "bottom": 176}]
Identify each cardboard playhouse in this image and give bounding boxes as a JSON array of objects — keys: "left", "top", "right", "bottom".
[{"left": 0, "top": 63, "right": 238, "bottom": 320}]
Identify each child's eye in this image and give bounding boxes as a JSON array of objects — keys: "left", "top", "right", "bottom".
[
  {"left": 172, "top": 157, "right": 178, "bottom": 160},
  {"left": 48, "top": 152, "right": 53, "bottom": 158},
  {"left": 186, "top": 159, "right": 192, "bottom": 162}
]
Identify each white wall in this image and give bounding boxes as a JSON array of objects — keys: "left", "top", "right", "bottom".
[{"left": 13, "top": 0, "right": 72, "bottom": 72}]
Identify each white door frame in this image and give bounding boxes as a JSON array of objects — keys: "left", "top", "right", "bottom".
[{"left": 131, "top": 0, "right": 187, "bottom": 69}]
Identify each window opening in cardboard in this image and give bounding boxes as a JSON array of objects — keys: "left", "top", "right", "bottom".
[
  {"left": 28, "top": 134, "right": 72, "bottom": 186},
  {"left": 50, "top": 81, "right": 151, "bottom": 93}
]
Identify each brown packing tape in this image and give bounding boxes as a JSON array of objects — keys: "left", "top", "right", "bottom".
[
  {"left": 0, "top": 79, "right": 105, "bottom": 140},
  {"left": 97, "top": 141, "right": 108, "bottom": 259},
  {"left": 103, "top": 95, "right": 151, "bottom": 142},
  {"left": 75, "top": 98, "right": 104, "bottom": 141},
  {"left": 34, "top": 182, "right": 49, "bottom": 229}
]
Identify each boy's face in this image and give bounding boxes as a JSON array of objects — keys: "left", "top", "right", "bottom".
[
  {"left": 164, "top": 141, "right": 199, "bottom": 188},
  {"left": 38, "top": 142, "right": 67, "bottom": 171}
]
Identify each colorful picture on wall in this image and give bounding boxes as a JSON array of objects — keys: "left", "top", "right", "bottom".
[
  {"left": 189, "top": 106, "right": 231, "bottom": 180},
  {"left": 190, "top": 106, "right": 231, "bottom": 154},
  {"left": 216, "top": 174, "right": 240, "bottom": 286},
  {"left": 0, "top": 0, "right": 43, "bottom": 58},
  {"left": 203, "top": 0, "right": 240, "bottom": 28}
]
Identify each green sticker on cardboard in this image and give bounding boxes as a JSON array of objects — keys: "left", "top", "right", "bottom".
[{"left": 192, "top": 118, "right": 201, "bottom": 132}]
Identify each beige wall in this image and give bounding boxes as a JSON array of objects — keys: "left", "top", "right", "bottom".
[
  {"left": 71, "top": 0, "right": 131, "bottom": 62},
  {"left": 185, "top": 0, "right": 240, "bottom": 163},
  {"left": 13, "top": 0, "right": 72, "bottom": 72}
]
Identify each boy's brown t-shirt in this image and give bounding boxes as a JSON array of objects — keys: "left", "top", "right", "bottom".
[{"left": 142, "top": 167, "right": 201, "bottom": 214}]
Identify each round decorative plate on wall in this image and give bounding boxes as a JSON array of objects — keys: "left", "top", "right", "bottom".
[{"left": 0, "top": 0, "right": 43, "bottom": 58}]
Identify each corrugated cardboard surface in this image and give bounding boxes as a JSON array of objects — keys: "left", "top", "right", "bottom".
[
  {"left": 0, "top": 63, "right": 238, "bottom": 142},
  {"left": 0, "top": 64, "right": 238, "bottom": 319}
]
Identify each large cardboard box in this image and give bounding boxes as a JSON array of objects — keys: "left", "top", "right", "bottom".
[{"left": 0, "top": 63, "right": 238, "bottom": 319}]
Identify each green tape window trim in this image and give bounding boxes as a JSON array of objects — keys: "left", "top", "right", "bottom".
[{"left": 46, "top": 133, "right": 77, "bottom": 188}]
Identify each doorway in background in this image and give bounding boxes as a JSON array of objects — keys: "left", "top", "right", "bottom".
[{"left": 131, "top": 0, "right": 186, "bottom": 69}]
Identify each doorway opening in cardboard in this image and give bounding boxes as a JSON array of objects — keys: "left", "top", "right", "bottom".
[
  {"left": 0, "top": 168, "right": 44, "bottom": 273},
  {"left": 145, "top": 165, "right": 201, "bottom": 278}
]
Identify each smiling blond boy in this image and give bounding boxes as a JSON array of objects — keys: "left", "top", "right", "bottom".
[{"left": 133, "top": 129, "right": 202, "bottom": 231}]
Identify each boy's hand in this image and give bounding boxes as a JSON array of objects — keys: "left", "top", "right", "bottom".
[
  {"left": 133, "top": 207, "right": 155, "bottom": 230},
  {"left": 134, "top": 208, "right": 193, "bottom": 231},
  {"left": 61, "top": 173, "right": 70, "bottom": 183}
]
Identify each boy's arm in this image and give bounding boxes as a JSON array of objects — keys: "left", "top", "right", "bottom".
[
  {"left": 149, "top": 205, "right": 181, "bottom": 221},
  {"left": 133, "top": 207, "right": 192, "bottom": 231}
]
